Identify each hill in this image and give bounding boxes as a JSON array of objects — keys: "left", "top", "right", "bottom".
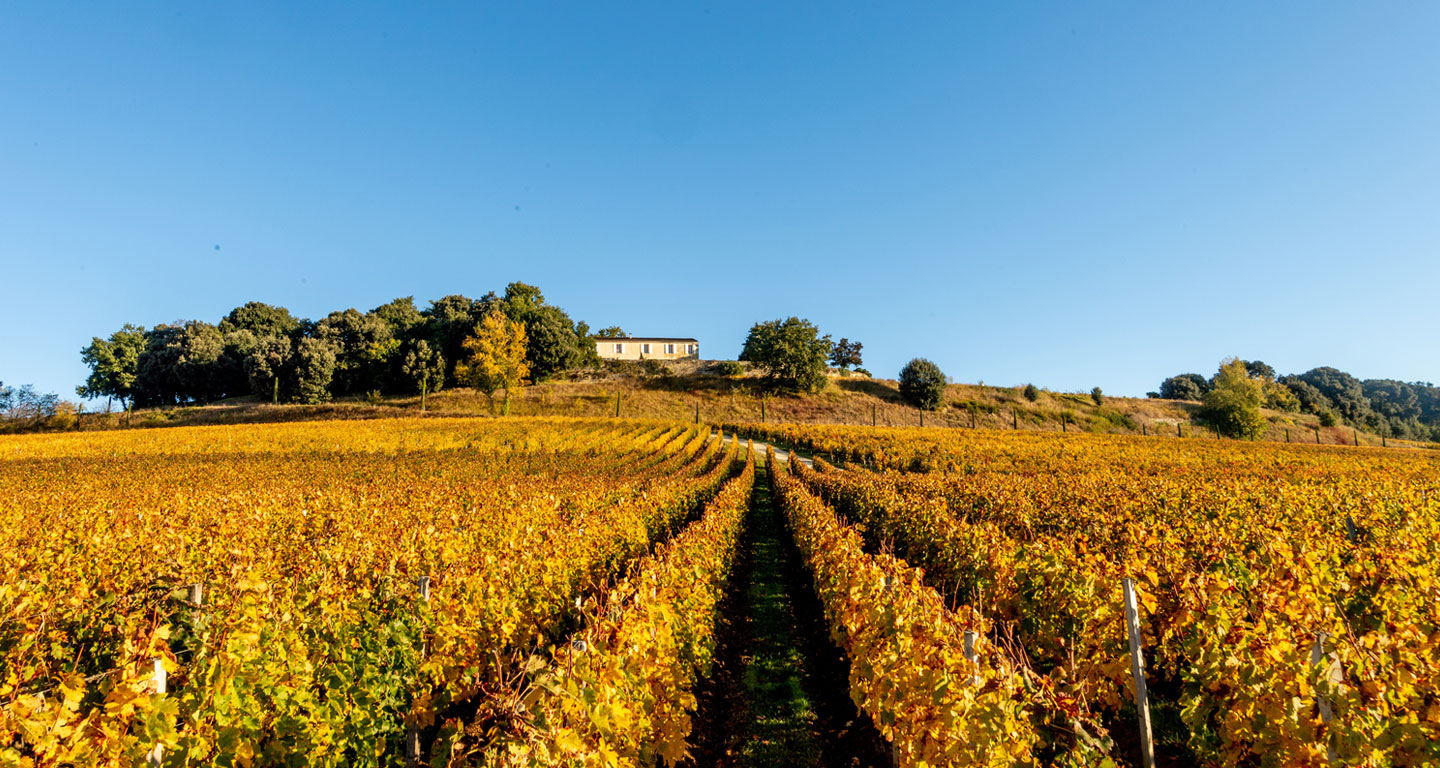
[{"left": 50, "top": 361, "right": 1432, "bottom": 449}]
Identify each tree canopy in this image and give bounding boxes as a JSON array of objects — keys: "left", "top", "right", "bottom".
[
  {"left": 739, "top": 317, "right": 832, "bottom": 393},
  {"left": 899, "top": 358, "right": 947, "bottom": 411}
]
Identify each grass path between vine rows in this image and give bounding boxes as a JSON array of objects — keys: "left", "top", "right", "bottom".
[{"left": 688, "top": 457, "right": 891, "bottom": 768}]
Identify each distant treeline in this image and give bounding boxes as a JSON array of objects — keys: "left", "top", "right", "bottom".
[
  {"left": 78, "top": 282, "right": 601, "bottom": 411},
  {"left": 1153, "top": 361, "right": 1440, "bottom": 441}
]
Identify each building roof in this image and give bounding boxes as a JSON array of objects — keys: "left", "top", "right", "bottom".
[{"left": 595, "top": 337, "right": 698, "bottom": 342}]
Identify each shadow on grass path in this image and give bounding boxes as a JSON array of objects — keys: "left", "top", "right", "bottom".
[{"left": 688, "top": 459, "right": 891, "bottom": 768}]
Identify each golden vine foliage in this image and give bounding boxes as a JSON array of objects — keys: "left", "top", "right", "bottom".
[
  {"left": 750, "top": 422, "right": 1440, "bottom": 767},
  {"left": 0, "top": 418, "right": 732, "bottom": 767},
  {"left": 478, "top": 442, "right": 756, "bottom": 767}
]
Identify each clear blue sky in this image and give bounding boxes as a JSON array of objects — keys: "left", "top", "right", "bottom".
[{"left": 3, "top": 2, "right": 1438, "bottom": 399}]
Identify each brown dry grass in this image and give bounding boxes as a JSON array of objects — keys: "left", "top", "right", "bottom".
[{"left": 51, "top": 367, "right": 1429, "bottom": 449}]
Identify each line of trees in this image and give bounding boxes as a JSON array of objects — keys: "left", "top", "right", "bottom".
[
  {"left": 77, "top": 283, "right": 601, "bottom": 413},
  {"left": 1153, "top": 361, "right": 1440, "bottom": 441}
]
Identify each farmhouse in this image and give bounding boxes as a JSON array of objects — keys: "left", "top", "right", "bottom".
[{"left": 596, "top": 337, "right": 699, "bottom": 361}]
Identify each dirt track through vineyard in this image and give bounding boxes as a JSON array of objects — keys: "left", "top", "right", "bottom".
[{"left": 688, "top": 457, "right": 891, "bottom": 768}]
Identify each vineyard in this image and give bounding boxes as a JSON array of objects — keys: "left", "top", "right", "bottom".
[{"left": 2, "top": 417, "right": 1437, "bottom": 767}]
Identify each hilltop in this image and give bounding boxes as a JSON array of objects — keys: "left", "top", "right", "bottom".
[{"left": 48, "top": 360, "right": 1429, "bottom": 449}]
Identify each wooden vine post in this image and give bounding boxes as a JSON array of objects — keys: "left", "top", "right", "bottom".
[
  {"left": 148, "top": 659, "right": 167, "bottom": 767},
  {"left": 1012, "top": 408, "right": 1018, "bottom": 429},
  {"left": 872, "top": 403, "right": 877, "bottom": 427},
  {"left": 1311, "top": 632, "right": 1337, "bottom": 763},
  {"left": 1122, "top": 577, "right": 1156, "bottom": 768},
  {"left": 407, "top": 575, "right": 432, "bottom": 767}
]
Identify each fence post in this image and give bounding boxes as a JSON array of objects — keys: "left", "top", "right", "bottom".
[
  {"left": 761, "top": 397, "right": 766, "bottom": 423},
  {"left": 1311, "top": 632, "right": 1336, "bottom": 763},
  {"left": 919, "top": 411, "right": 924, "bottom": 428},
  {"left": 1122, "top": 578, "right": 1156, "bottom": 768},
  {"left": 408, "top": 575, "right": 432, "bottom": 767},
  {"left": 1012, "top": 408, "right": 1018, "bottom": 429},
  {"left": 1142, "top": 423, "right": 1146, "bottom": 436},
  {"left": 1353, "top": 429, "right": 1358, "bottom": 447},
  {"left": 695, "top": 402, "right": 700, "bottom": 424},
  {"left": 148, "top": 659, "right": 167, "bottom": 767},
  {"left": 615, "top": 394, "right": 621, "bottom": 418},
  {"left": 872, "top": 403, "right": 877, "bottom": 427},
  {"left": 1062, "top": 415, "right": 1067, "bottom": 433}
]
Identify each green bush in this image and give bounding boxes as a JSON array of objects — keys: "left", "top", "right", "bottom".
[
  {"left": 716, "top": 360, "right": 744, "bottom": 377},
  {"left": 1091, "top": 387, "right": 1104, "bottom": 406},
  {"left": 1201, "top": 358, "right": 1269, "bottom": 439},
  {"left": 1319, "top": 410, "right": 1338, "bottom": 427},
  {"left": 899, "top": 358, "right": 947, "bottom": 411},
  {"left": 1023, "top": 383, "right": 1039, "bottom": 402}
]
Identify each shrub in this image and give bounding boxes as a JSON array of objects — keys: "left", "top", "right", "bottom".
[
  {"left": 854, "top": 367, "right": 872, "bottom": 378},
  {"left": 739, "top": 317, "right": 832, "bottom": 394},
  {"left": 899, "top": 358, "right": 947, "bottom": 411},
  {"left": 716, "top": 360, "right": 744, "bottom": 377},
  {"left": 1091, "top": 387, "right": 1104, "bottom": 406},
  {"left": 1023, "top": 383, "right": 1039, "bottom": 402},
  {"left": 1201, "top": 358, "right": 1268, "bottom": 439},
  {"left": 1159, "top": 374, "right": 1206, "bottom": 401},
  {"left": 1319, "top": 410, "right": 1338, "bottom": 427}
]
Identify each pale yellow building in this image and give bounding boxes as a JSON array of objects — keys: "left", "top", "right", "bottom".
[{"left": 596, "top": 337, "right": 699, "bottom": 361}]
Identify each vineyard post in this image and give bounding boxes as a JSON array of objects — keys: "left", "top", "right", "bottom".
[
  {"left": 761, "top": 397, "right": 766, "bottom": 423},
  {"left": 148, "top": 659, "right": 167, "bottom": 767},
  {"left": 1315, "top": 427, "right": 1320, "bottom": 443},
  {"left": 1382, "top": 435, "right": 1386, "bottom": 448},
  {"left": 1142, "top": 423, "right": 1146, "bottom": 436},
  {"left": 615, "top": 394, "right": 621, "bottom": 418},
  {"left": 1287, "top": 428, "right": 1291, "bottom": 443},
  {"left": 1310, "top": 632, "right": 1336, "bottom": 762},
  {"left": 1062, "top": 415, "right": 1067, "bottom": 433},
  {"left": 919, "top": 411, "right": 924, "bottom": 428},
  {"left": 1122, "top": 578, "right": 1156, "bottom": 768},
  {"left": 872, "top": 403, "right": 877, "bottom": 427},
  {"left": 1353, "top": 429, "right": 1358, "bottom": 447},
  {"left": 76, "top": 403, "right": 83, "bottom": 431},
  {"left": 694, "top": 402, "right": 699, "bottom": 424},
  {"left": 407, "top": 575, "right": 432, "bottom": 767},
  {"left": 1012, "top": 407, "right": 1018, "bottom": 429},
  {"left": 963, "top": 629, "right": 981, "bottom": 685},
  {"left": 970, "top": 408, "right": 976, "bottom": 429}
]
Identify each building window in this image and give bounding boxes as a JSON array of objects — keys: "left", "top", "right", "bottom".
[
  {"left": 665, "top": 344, "right": 675, "bottom": 354},
  {"left": 642, "top": 343, "right": 651, "bottom": 354},
  {"left": 688, "top": 344, "right": 697, "bottom": 355},
  {"left": 614, "top": 343, "right": 624, "bottom": 354}
]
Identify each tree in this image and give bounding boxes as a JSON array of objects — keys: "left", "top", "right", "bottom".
[
  {"left": 1091, "top": 387, "right": 1104, "bottom": 406},
  {"left": 1286, "top": 367, "right": 1370, "bottom": 422},
  {"left": 502, "top": 282, "right": 583, "bottom": 381},
  {"left": 424, "top": 294, "right": 486, "bottom": 386},
  {"left": 402, "top": 340, "right": 445, "bottom": 411},
  {"left": 1202, "top": 358, "right": 1268, "bottom": 439},
  {"left": 1023, "top": 383, "right": 1039, "bottom": 402},
  {"left": 291, "top": 338, "right": 338, "bottom": 404},
  {"left": 317, "top": 309, "right": 397, "bottom": 395},
  {"left": 830, "top": 338, "right": 863, "bottom": 371},
  {"left": 595, "top": 326, "right": 628, "bottom": 338},
  {"left": 1159, "top": 374, "right": 1207, "bottom": 401},
  {"left": 899, "top": 358, "right": 947, "bottom": 411},
  {"left": 78, "top": 324, "right": 148, "bottom": 421},
  {"left": 739, "top": 317, "right": 832, "bottom": 394},
  {"left": 1244, "top": 360, "right": 1277, "bottom": 380},
  {"left": 218, "top": 302, "right": 300, "bottom": 339},
  {"left": 455, "top": 312, "right": 529, "bottom": 415},
  {"left": 244, "top": 336, "right": 293, "bottom": 404}
]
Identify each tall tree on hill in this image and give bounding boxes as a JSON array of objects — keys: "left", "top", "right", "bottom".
[
  {"left": 317, "top": 308, "right": 397, "bottom": 395},
  {"left": 291, "top": 337, "right": 338, "bottom": 404},
  {"left": 739, "top": 317, "right": 833, "bottom": 394},
  {"left": 596, "top": 326, "right": 628, "bottom": 338},
  {"left": 456, "top": 312, "right": 529, "bottom": 415},
  {"left": 402, "top": 339, "right": 445, "bottom": 411},
  {"left": 1158, "top": 373, "right": 1208, "bottom": 401},
  {"left": 502, "top": 282, "right": 584, "bottom": 381},
  {"left": 78, "top": 323, "right": 148, "bottom": 420},
  {"left": 424, "top": 294, "right": 487, "bottom": 386},
  {"left": 244, "top": 336, "right": 293, "bottom": 404},
  {"left": 899, "top": 358, "right": 947, "bottom": 411},
  {"left": 1202, "top": 358, "right": 1268, "bottom": 439},
  {"left": 830, "top": 338, "right": 863, "bottom": 371},
  {"left": 218, "top": 301, "right": 300, "bottom": 339}
]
